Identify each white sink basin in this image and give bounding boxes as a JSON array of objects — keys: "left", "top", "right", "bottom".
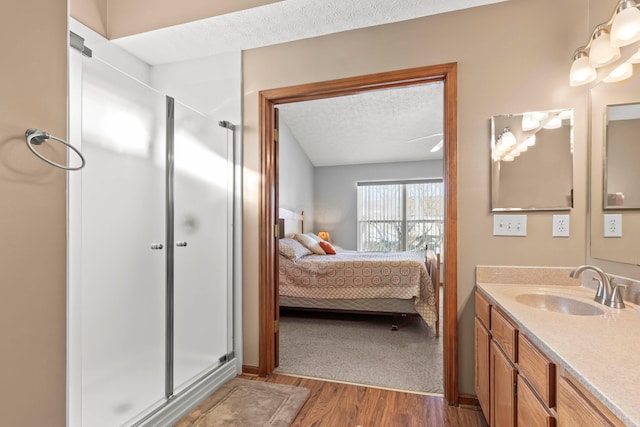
[{"left": 515, "top": 293, "right": 604, "bottom": 316}]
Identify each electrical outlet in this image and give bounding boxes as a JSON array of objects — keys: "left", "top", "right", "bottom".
[
  {"left": 604, "top": 214, "right": 622, "bottom": 237},
  {"left": 493, "top": 215, "right": 527, "bottom": 236},
  {"left": 552, "top": 215, "right": 570, "bottom": 237}
]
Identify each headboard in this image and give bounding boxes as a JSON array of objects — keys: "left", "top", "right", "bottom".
[{"left": 278, "top": 208, "right": 304, "bottom": 238}]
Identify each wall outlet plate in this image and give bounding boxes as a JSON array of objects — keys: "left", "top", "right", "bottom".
[
  {"left": 493, "top": 215, "right": 527, "bottom": 236},
  {"left": 604, "top": 214, "right": 622, "bottom": 237},
  {"left": 552, "top": 214, "right": 570, "bottom": 237}
]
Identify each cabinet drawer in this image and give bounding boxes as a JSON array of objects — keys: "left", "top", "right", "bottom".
[
  {"left": 475, "top": 290, "right": 491, "bottom": 329},
  {"left": 491, "top": 307, "right": 518, "bottom": 362},
  {"left": 518, "top": 334, "right": 555, "bottom": 407},
  {"left": 517, "top": 375, "right": 555, "bottom": 427}
]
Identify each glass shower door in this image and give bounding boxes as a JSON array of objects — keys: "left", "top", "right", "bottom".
[
  {"left": 80, "top": 56, "right": 167, "bottom": 427},
  {"left": 172, "top": 100, "right": 232, "bottom": 391}
]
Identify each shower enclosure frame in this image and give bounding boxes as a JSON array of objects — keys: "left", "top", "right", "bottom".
[{"left": 66, "top": 30, "right": 243, "bottom": 427}]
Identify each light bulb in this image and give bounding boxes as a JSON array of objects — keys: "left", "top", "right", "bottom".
[
  {"left": 521, "top": 114, "right": 540, "bottom": 131},
  {"left": 604, "top": 61, "right": 634, "bottom": 82},
  {"left": 500, "top": 128, "right": 517, "bottom": 147},
  {"left": 589, "top": 29, "right": 621, "bottom": 67},
  {"left": 611, "top": 1, "right": 640, "bottom": 46},
  {"left": 502, "top": 154, "right": 515, "bottom": 162},
  {"left": 516, "top": 141, "right": 529, "bottom": 152},
  {"left": 524, "top": 135, "right": 536, "bottom": 147},
  {"left": 569, "top": 51, "right": 596, "bottom": 86},
  {"left": 543, "top": 116, "right": 562, "bottom": 129}
]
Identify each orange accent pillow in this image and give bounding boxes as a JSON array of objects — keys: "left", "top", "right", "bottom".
[{"left": 318, "top": 241, "right": 336, "bottom": 255}]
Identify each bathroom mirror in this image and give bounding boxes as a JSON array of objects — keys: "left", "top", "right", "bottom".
[
  {"left": 491, "top": 109, "right": 573, "bottom": 211},
  {"left": 590, "top": 80, "right": 640, "bottom": 266},
  {"left": 604, "top": 103, "right": 640, "bottom": 209}
]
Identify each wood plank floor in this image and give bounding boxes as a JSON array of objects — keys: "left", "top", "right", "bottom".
[{"left": 238, "top": 373, "right": 488, "bottom": 427}]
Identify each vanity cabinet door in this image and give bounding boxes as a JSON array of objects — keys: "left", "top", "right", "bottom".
[
  {"left": 491, "top": 340, "right": 517, "bottom": 427},
  {"left": 557, "top": 373, "right": 625, "bottom": 427},
  {"left": 475, "top": 317, "right": 491, "bottom": 420},
  {"left": 517, "top": 375, "right": 555, "bottom": 427}
]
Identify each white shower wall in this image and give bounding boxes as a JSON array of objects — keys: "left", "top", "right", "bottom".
[{"left": 68, "top": 18, "right": 242, "bottom": 427}]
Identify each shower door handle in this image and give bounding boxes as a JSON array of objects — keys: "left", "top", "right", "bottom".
[
  {"left": 176, "top": 241, "right": 188, "bottom": 247},
  {"left": 150, "top": 243, "right": 164, "bottom": 250}
]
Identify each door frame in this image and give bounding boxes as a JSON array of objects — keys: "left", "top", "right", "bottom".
[{"left": 257, "top": 63, "right": 459, "bottom": 404}]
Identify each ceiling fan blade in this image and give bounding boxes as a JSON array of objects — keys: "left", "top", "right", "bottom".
[{"left": 405, "top": 132, "right": 443, "bottom": 143}]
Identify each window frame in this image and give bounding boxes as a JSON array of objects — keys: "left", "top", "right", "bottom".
[{"left": 356, "top": 178, "right": 444, "bottom": 254}]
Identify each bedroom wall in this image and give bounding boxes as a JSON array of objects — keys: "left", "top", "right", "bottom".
[
  {"left": 279, "top": 119, "right": 315, "bottom": 229},
  {"left": 243, "top": 0, "right": 589, "bottom": 394},
  {"left": 314, "top": 160, "right": 443, "bottom": 250}
]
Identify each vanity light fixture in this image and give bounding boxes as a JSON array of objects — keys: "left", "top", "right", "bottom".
[
  {"left": 499, "top": 128, "right": 516, "bottom": 147},
  {"left": 542, "top": 116, "right": 562, "bottom": 129},
  {"left": 604, "top": 61, "right": 634, "bottom": 82},
  {"left": 570, "top": 50, "right": 597, "bottom": 86},
  {"left": 493, "top": 128, "right": 520, "bottom": 162},
  {"left": 569, "top": 0, "right": 640, "bottom": 86},
  {"left": 524, "top": 134, "right": 536, "bottom": 147},
  {"left": 521, "top": 114, "right": 540, "bottom": 131},
  {"left": 590, "top": 28, "right": 621, "bottom": 66},
  {"left": 611, "top": 0, "right": 640, "bottom": 46}
]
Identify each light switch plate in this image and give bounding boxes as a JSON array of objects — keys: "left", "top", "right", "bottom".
[
  {"left": 604, "top": 214, "right": 622, "bottom": 237},
  {"left": 493, "top": 215, "right": 527, "bottom": 236},
  {"left": 552, "top": 215, "right": 570, "bottom": 237}
]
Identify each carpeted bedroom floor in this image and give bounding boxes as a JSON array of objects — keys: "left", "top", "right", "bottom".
[{"left": 277, "top": 310, "right": 443, "bottom": 394}]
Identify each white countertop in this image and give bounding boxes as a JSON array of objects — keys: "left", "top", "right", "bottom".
[{"left": 476, "top": 280, "right": 640, "bottom": 426}]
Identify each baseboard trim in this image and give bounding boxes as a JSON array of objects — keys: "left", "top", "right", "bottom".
[
  {"left": 137, "top": 362, "right": 237, "bottom": 427},
  {"left": 242, "top": 365, "right": 260, "bottom": 375},
  {"left": 459, "top": 394, "right": 480, "bottom": 407}
]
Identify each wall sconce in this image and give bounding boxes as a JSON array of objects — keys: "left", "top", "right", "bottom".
[
  {"left": 569, "top": 0, "right": 640, "bottom": 86},
  {"left": 317, "top": 231, "right": 332, "bottom": 242}
]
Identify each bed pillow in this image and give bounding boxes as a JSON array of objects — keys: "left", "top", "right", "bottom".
[
  {"left": 318, "top": 241, "right": 337, "bottom": 255},
  {"left": 294, "top": 233, "right": 326, "bottom": 255},
  {"left": 304, "top": 232, "right": 323, "bottom": 242},
  {"left": 279, "top": 237, "right": 312, "bottom": 261}
]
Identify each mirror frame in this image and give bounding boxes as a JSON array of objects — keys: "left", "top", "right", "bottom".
[{"left": 603, "top": 102, "right": 640, "bottom": 210}]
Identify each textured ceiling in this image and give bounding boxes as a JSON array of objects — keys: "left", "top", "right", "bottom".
[
  {"left": 113, "top": 0, "right": 507, "bottom": 166},
  {"left": 278, "top": 83, "right": 444, "bottom": 166},
  {"left": 113, "top": 0, "right": 506, "bottom": 65}
]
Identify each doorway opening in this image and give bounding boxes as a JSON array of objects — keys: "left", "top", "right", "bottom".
[{"left": 257, "top": 63, "right": 459, "bottom": 404}]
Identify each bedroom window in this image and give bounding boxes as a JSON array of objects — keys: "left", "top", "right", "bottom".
[{"left": 357, "top": 179, "right": 444, "bottom": 255}]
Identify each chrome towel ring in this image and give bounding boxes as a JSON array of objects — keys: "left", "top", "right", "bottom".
[{"left": 25, "top": 128, "right": 86, "bottom": 171}]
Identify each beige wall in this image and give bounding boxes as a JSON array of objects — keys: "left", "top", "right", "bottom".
[
  {"left": 0, "top": 1, "right": 68, "bottom": 426},
  {"left": 242, "top": 0, "right": 589, "bottom": 394},
  {"left": 8, "top": 0, "right": 626, "bottom": 422}
]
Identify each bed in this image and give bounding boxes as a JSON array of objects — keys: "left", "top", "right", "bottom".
[{"left": 277, "top": 209, "right": 440, "bottom": 335}]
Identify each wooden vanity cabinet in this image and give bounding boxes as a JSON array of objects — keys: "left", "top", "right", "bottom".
[
  {"left": 557, "top": 369, "right": 625, "bottom": 427},
  {"left": 476, "top": 289, "right": 627, "bottom": 427},
  {"left": 475, "top": 291, "right": 492, "bottom": 419},
  {"left": 490, "top": 340, "right": 517, "bottom": 427},
  {"left": 476, "top": 290, "right": 556, "bottom": 427},
  {"left": 517, "top": 375, "right": 555, "bottom": 427},
  {"left": 475, "top": 317, "right": 491, "bottom": 419}
]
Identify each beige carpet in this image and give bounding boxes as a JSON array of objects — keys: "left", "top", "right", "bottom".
[
  {"left": 277, "top": 311, "right": 443, "bottom": 394},
  {"left": 175, "top": 378, "right": 310, "bottom": 427}
]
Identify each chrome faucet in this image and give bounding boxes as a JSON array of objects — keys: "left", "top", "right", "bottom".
[{"left": 569, "top": 265, "right": 625, "bottom": 309}]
